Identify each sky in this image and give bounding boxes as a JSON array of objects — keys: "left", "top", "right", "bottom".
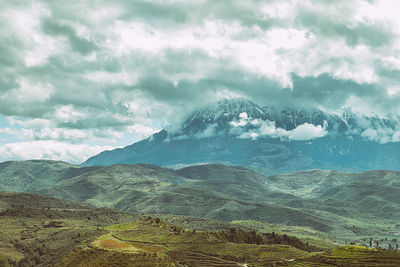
[{"left": 1, "top": 0, "right": 400, "bottom": 163}]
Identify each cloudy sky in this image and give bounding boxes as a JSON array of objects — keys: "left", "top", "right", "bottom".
[{"left": 1, "top": 0, "right": 400, "bottom": 163}]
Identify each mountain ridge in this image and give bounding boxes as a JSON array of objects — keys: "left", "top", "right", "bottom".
[{"left": 83, "top": 98, "right": 400, "bottom": 174}]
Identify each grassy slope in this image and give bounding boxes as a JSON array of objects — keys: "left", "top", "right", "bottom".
[
  {"left": 3, "top": 161, "right": 400, "bottom": 246},
  {"left": 0, "top": 160, "right": 100, "bottom": 192},
  {"left": 38, "top": 164, "right": 335, "bottom": 233}
]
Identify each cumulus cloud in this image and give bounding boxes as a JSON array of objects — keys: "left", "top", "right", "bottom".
[
  {"left": 232, "top": 112, "right": 328, "bottom": 141},
  {"left": 244, "top": 120, "right": 328, "bottom": 141},
  {"left": 231, "top": 112, "right": 250, "bottom": 127},
  {"left": 361, "top": 127, "right": 400, "bottom": 144},
  {"left": 287, "top": 123, "right": 328, "bottom": 140},
  {"left": 1, "top": 0, "right": 400, "bottom": 161}
]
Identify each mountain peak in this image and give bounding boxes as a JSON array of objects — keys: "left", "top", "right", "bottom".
[{"left": 83, "top": 98, "right": 400, "bottom": 174}]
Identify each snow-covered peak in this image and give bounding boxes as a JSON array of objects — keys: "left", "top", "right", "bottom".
[{"left": 170, "top": 98, "right": 399, "bottom": 143}]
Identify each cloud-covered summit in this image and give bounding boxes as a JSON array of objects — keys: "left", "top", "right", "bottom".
[{"left": 1, "top": 0, "right": 400, "bottom": 162}]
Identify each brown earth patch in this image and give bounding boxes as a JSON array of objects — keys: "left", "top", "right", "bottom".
[
  {"left": 98, "top": 239, "right": 131, "bottom": 249},
  {"left": 131, "top": 242, "right": 165, "bottom": 252}
]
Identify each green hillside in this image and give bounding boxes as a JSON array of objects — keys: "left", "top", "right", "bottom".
[
  {"left": 2, "top": 161, "right": 400, "bottom": 246},
  {"left": 0, "top": 160, "right": 100, "bottom": 192}
]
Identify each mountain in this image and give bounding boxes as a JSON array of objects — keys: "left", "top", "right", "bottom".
[
  {"left": 82, "top": 98, "right": 400, "bottom": 174},
  {"left": 0, "top": 160, "right": 101, "bottom": 192}
]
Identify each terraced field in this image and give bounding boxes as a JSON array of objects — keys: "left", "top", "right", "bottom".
[
  {"left": 289, "top": 246, "right": 400, "bottom": 266},
  {"left": 59, "top": 218, "right": 400, "bottom": 267}
]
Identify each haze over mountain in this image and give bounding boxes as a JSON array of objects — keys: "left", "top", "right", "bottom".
[{"left": 83, "top": 99, "right": 400, "bottom": 175}]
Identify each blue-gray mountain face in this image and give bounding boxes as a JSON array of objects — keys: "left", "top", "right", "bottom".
[{"left": 83, "top": 99, "right": 400, "bottom": 175}]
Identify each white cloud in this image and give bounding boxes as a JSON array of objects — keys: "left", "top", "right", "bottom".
[
  {"left": 0, "top": 78, "right": 53, "bottom": 104},
  {"left": 361, "top": 127, "right": 400, "bottom": 144},
  {"left": 2, "top": 3, "right": 66, "bottom": 67},
  {"left": 230, "top": 112, "right": 249, "bottom": 127},
  {"left": 239, "top": 131, "right": 259, "bottom": 140},
  {"left": 54, "top": 105, "right": 86, "bottom": 124},
  {"left": 232, "top": 114, "right": 328, "bottom": 141},
  {"left": 126, "top": 124, "right": 161, "bottom": 140},
  {"left": 34, "top": 128, "right": 90, "bottom": 141},
  {"left": 12, "top": 118, "right": 53, "bottom": 128},
  {"left": 0, "top": 140, "right": 116, "bottom": 164},
  {"left": 286, "top": 122, "right": 328, "bottom": 141},
  {"left": 84, "top": 70, "right": 137, "bottom": 86}
]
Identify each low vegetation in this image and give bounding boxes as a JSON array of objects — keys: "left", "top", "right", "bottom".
[{"left": 1, "top": 194, "right": 400, "bottom": 266}]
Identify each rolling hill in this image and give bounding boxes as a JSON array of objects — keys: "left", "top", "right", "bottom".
[
  {"left": 1, "top": 159, "right": 399, "bottom": 243},
  {"left": 0, "top": 160, "right": 100, "bottom": 192},
  {"left": 28, "top": 163, "right": 399, "bottom": 243},
  {"left": 36, "top": 164, "right": 332, "bottom": 232}
]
